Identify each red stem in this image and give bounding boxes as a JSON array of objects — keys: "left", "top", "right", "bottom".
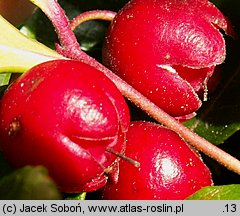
[
  {"left": 72, "top": 52, "right": 240, "bottom": 175},
  {"left": 39, "top": 0, "right": 92, "bottom": 62},
  {"left": 46, "top": 0, "right": 79, "bottom": 52},
  {"left": 35, "top": 2, "right": 240, "bottom": 175},
  {"left": 70, "top": 10, "right": 117, "bottom": 31}
]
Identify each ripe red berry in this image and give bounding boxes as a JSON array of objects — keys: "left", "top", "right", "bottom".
[
  {"left": 102, "top": 0, "right": 233, "bottom": 119},
  {"left": 100, "top": 121, "right": 213, "bottom": 200},
  {"left": 0, "top": 60, "right": 130, "bottom": 192}
]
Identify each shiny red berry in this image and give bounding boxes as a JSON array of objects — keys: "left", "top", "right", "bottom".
[
  {"left": 103, "top": 0, "right": 233, "bottom": 119},
  {"left": 0, "top": 60, "right": 130, "bottom": 192},
  {"left": 100, "top": 121, "right": 213, "bottom": 199}
]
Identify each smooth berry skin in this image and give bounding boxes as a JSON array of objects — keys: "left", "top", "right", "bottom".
[
  {"left": 100, "top": 121, "right": 213, "bottom": 200},
  {"left": 0, "top": 60, "right": 130, "bottom": 193},
  {"left": 103, "top": 0, "right": 233, "bottom": 118}
]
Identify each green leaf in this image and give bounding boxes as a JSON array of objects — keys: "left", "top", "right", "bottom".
[
  {"left": 0, "top": 73, "right": 11, "bottom": 86},
  {"left": 187, "top": 184, "right": 240, "bottom": 200},
  {"left": 23, "top": 1, "right": 109, "bottom": 55},
  {"left": 184, "top": 37, "right": 240, "bottom": 145},
  {"left": 0, "top": 15, "right": 64, "bottom": 74},
  {"left": 184, "top": 68, "right": 240, "bottom": 144},
  {"left": 20, "top": 9, "right": 57, "bottom": 49},
  {"left": 64, "top": 192, "right": 86, "bottom": 200},
  {"left": 23, "top": 0, "right": 129, "bottom": 59},
  {"left": 0, "top": 166, "right": 62, "bottom": 200}
]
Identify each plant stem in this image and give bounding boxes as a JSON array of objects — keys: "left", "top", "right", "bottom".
[
  {"left": 29, "top": 0, "right": 91, "bottom": 61},
  {"left": 30, "top": 0, "right": 240, "bottom": 175},
  {"left": 70, "top": 10, "right": 117, "bottom": 31},
  {"left": 106, "top": 147, "right": 140, "bottom": 168},
  {"left": 80, "top": 58, "right": 240, "bottom": 175}
]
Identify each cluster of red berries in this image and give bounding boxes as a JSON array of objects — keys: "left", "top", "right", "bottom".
[{"left": 0, "top": 0, "right": 231, "bottom": 199}]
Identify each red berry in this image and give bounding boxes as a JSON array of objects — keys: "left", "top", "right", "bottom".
[
  {"left": 0, "top": 60, "right": 130, "bottom": 192},
  {"left": 102, "top": 0, "right": 233, "bottom": 119},
  {"left": 100, "top": 121, "right": 213, "bottom": 200}
]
